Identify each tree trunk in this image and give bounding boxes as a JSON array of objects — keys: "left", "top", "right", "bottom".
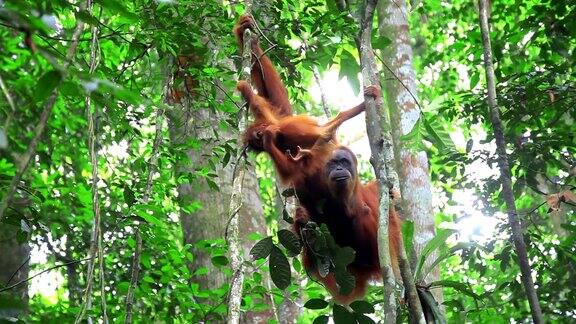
[
  {"left": 376, "top": 0, "right": 443, "bottom": 304},
  {"left": 0, "top": 224, "right": 30, "bottom": 319},
  {"left": 167, "top": 69, "right": 271, "bottom": 323}
]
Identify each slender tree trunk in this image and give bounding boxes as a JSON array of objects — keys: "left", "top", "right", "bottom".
[
  {"left": 376, "top": 0, "right": 441, "bottom": 295},
  {"left": 357, "top": 0, "right": 398, "bottom": 321},
  {"left": 0, "top": 225, "right": 30, "bottom": 319},
  {"left": 477, "top": 1, "right": 544, "bottom": 322}
]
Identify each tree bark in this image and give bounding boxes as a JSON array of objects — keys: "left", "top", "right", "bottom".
[
  {"left": 477, "top": 1, "right": 544, "bottom": 322},
  {"left": 357, "top": 0, "right": 398, "bottom": 321},
  {"left": 376, "top": 0, "right": 441, "bottom": 297},
  {"left": 0, "top": 224, "right": 30, "bottom": 320}
]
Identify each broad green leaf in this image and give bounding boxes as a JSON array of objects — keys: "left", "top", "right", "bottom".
[
  {"left": 339, "top": 49, "right": 360, "bottom": 94},
  {"left": 211, "top": 255, "right": 229, "bottom": 267},
  {"left": 304, "top": 298, "right": 329, "bottom": 310},
  {"left": 123, "top": 184, "right": 136, "bottom": 207},
  {"left": 35, "top": 70, "right": 62, "bottom": 102},
  {"left": 355, "top": 313, "right": 375, "bottom": 324},
  {"left": 349, "top": 300, "right": 374, "bottom": 314},
  {"left": 278, "top": 229, "right": 301, "bottom": 256},
  {"left": 76, "top": 10, "right": 100, "bottom": 25},
  {"left": 335, "top": 268, "right": 355, "bottom": 296},
  {"left": 401, "top": 220, "right": 415, "bottom": 261},
  {"left": 415, "top": 229, "right": 456, "bottom": 281},
  {"left": 282, "top": 209, "right": 294, "bottom": 224},
  {"left": 418, "top": 288, "right": 447, "bottom": 324},
  {"left": 430, "top": 280, "right": 481, "bottom": 300},
  {"left": 312, "top": 315, "right": 329, "bottom": 324},
  {"left": 333, "top": 304, "right": 355, "bottom": 324},
  {"left": 334, "top": 246, "right": 355, "bottom": 268},
  {"left": 269, "top": 245, "right": 291, "bottom": 290},
  {"left": 250, "top": 236, "right": 273, "bottom": 260},
  {"left": 422, "top": 114, "right": 457, "bottom": 153}
]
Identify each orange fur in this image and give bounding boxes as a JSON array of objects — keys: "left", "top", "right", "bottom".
[
  {"left": 234, "top": 15, "right": 397, "bottom": 304},
  {"left": 293, "top": 148, "right": 401, "bottom": 304}
]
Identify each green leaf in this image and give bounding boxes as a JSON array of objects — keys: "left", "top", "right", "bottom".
[
  {"left": 401, "top": 220, "right": 415, "bottom": 261},
  {"left": 205, "top": 177, "right": 219, "bottom": 191},
  {"left": 222, "top": 151, "right": 231, "bottom": 167},
  {"left": 123, "top": 184, "right": 136, "bottom": 207},
  {"left": 466, "top": 139, "right": 473, "bottom": 153},
  {"left": 423, "top": 242, "right": 473, "bottom": 281},
  {"left": 418, "top": 288, "right": 447, "bottom": 324},
  {"left": 349, "top": 300, "right": 374, "bottom": 314},
  {"left": 134, "top": 208, "right": 162, "bottom": 226},
  {"left": 76, "top": 10, "right": 100, "bottom": 25},
  {"left": 99, "top": 0, "right": 139, "bottom": 22},
  {"left": 372, "top": 34, "right": 391, "bottom": 51},
  {"left": 35, "top": 70, "right": 62, "bottom": 102},
  {"left": 469, "top": 72, "right": 480, "bottom": 89},
  {"left": 430, "top": 280, "right": 481, "bottom": 300},
  {"left": 339, "top": 49, "right": 361, "bottom": 95},
  {"left": 422, "top": 114, "right": 457, "bottom": 153},
  {"left": 250, "top": 236, "right": 273, "bottom": 260},
  {"left": 304, "top": 298, "right": 329, "bottom": 310},
  {"left": 333, "top": 304, "right": 355, "bottom": 324},
  {"left": 117, "top": 281, "right": 130, "bottom": 294},
  {"left": 400, "top": 117, "right": 422, "bottom": 143},
  {"left": 335, "top": 268, "right": 355, "bottom": 296},
  {"left": 312, "top": 315, "right": 329, "bottom": 324},
  {"left": 278, "top": 229, "right": 301, "bottom": 256},
  {"left": 211, "top": 255, "right": 229, "bottom": 267},
  {"left": 415, "top": 229, "right": 456, "bottom": 281},
  {"left": 355, "top": 314, "right": 375, "bottom": 324},
  {"left": 334, "top": 246, "right": 355, "bottom": 268},
  {"left": 269, "top": 245, "right": 291, "bottom": 290}
]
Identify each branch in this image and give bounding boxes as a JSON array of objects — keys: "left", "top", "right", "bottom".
[
  {"left": 124, "top": 107, "right": 164, "bottom": 324},
  {"left": 478, "top": 0, "right": 543, "bottom": 322},
  {"left": 75, "top": 8, "right": 108, "bottom": 323},
  {"left": 226, "top": 5, "right": 253, "bottom": 323},
  {"left": 0, "top": 257, "right": 94, "bottom": 293},
  {"left": 0, "top": 74, "right": 17, "bottom": 130}
]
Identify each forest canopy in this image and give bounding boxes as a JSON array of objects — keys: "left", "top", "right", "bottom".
[{"left": 0, "top": 0, "right": 574, "bottom": 323}]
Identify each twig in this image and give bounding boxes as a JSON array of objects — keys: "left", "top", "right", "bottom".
[
  {"left": 0, "top": 257, "right": 94, "bottom": 293},
  {"left": 4, "top": 256, "right": 31, "bottom": 286},
  {"left": 312, "top": 66, "right": 330, "bottom": 118},
  {"left": 211, "top": 80, "right": 243, "bottom": 111},
  {"left": 114, "top": 43, "right": 154, "bottom": 82},
  {"left": 75, "top": 6, "right": 107, "bottom": 323},
  {"left": 373, "top": 49, "right": 423, "bottom": 111},
  {"left": 0, "top": 74, "right": 17, "bottom": 130}
]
